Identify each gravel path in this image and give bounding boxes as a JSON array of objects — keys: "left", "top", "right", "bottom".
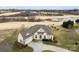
[{"left": 28, "top": 41, "right": 72, "bottom": 52}]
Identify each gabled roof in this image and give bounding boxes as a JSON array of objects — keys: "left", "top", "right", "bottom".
[{"left": 20, "top": 25, "right": 53, "bottom": 40}]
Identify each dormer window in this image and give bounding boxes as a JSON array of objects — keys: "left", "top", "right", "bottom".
[{"left": 37, "top": 32, "right": 44, "bottom": 34}]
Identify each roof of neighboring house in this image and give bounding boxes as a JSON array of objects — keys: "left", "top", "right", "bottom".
[{"left": 20, "top": 25, "right": 53, "bottom": 40}]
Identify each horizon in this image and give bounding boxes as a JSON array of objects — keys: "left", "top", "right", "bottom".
[{"left": 0, "top": 6, "right": 79, "bottom": 10}]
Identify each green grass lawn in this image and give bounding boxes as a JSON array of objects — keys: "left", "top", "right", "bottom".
[
  {"left": 0, "top": 30, "right": 33, "bottom": 52},
  {"left": 53, "top": 26, "right": 79, "bottom": 52}
]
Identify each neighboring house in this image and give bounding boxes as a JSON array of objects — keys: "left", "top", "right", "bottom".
[{"left": 18, "top": 25, "right": 54, "bottom": 45}]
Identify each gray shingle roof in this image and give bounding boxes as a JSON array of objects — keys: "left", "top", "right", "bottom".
[{"left": 20, "top": 25, "right": 53, "bottom": 40}]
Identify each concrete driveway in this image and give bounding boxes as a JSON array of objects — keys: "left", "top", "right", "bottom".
[{"left": 28, "top": 41, "right": 72, "bottom": 52}]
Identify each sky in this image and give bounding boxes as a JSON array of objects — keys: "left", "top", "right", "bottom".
[{"left": 0, "top": 6, "right": 79, "bottom": 10}]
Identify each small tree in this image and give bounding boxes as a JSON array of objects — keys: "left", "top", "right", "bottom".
[
  {"left": 62, "top": 20, "right": 74, "bottom": 28},
  {"left": 75, "top": 19, "right": 79, "bottom": 23}
]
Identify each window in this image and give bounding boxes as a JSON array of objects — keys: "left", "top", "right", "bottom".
[
  {"left": 20, "top": 40, "right": 22, "bottom": 43},
  {"left": 37, "top": 32, "right": 44, "bottom": 34},
  {"left": 35, "top": 35, "right": 37, "bottom": 38},
  {"left": 44, "top": 36, "right": 46, "bottom": 39},
  {"left": 40, "top": 35, "right": 42, "bottom": 39}
]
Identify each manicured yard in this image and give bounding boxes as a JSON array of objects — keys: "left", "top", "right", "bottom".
[{"left": 0, "top": 30, "right": 33, "bottom": 52}]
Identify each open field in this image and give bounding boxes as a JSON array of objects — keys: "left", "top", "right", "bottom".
[
  {"left": 0, "top": 21, "right": 62, "bottom": 30},
  {"left": 0, "top": 12, "right": 21, "bottom": 16},
  {"left": 35, "top": 15, "right": 79, "bottom": 19},
  {"left": 0, "top": 11, "right": 79, "bottom": 20},
  {"left": 0, "top": 29, "right": 15, "bottom": 42}
]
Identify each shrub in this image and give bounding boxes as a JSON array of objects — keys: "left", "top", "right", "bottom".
[
  {"left": 42, "top": 39, "right": 54, "bottom": 45},
  {"left": 75, "top": 19, "right": 79, "bottom": 23},
  {"left": 42, "top": 39, "right": 52, "bottom": 42},
  {"left": 49, "top": 39, "right": 53, "bottom": 42},
  {"left": 62, "top": 20, "right": 74, "bottom": 28},
  {"left": 12, "top": 41, "right": 33, "bottom": 52},
  {"left": 13, "top": 41, "right": 28, "bottom": 49},
  {"left": 75, "top": 42, "right": 78, "bottom": 45},
  {"left": 53, "top": 37, "right": 58, "bottom": 43},
  {"left": 42, "top": 39, "right": 49, "bottom": 41},
  {"left": 53, "top": 39, "right": 58, "bottom": 43}
]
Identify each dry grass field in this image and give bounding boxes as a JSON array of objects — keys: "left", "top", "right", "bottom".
[
  {"left": 0, "top": 12, "right": 21, "bottom": 16},
  {"left": 35, "top": 15, "right": 79, "bottom": 19},
  {"left": 0, "top": 21, "right": 62, "bottom": 30},
  {"left": 53, "top": 26, "right": 79, "bottom": 51}
]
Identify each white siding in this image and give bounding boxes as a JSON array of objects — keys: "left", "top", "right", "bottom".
[
  {"left": 18, "top": 33, "right": 33, "bottom": 45},
  {"left": 52, "top": 35, "right": 54, "bottom": 40},
  {"left": 18, "top": 33, "right": 24, "bottom": 44},
  {"left": 18, "top": 27, "right": 53, "bottom": 45},
  {"left": 33, "top": 28, "right": 53, "bottom": 40}
]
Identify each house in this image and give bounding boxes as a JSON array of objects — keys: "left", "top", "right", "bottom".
[{"left": 17, "top": 25, "right": 54, "bottom": 45}]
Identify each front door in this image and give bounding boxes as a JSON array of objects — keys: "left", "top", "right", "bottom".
[{"left": 39, "top": 35, "right": 42, "bottom": 40}]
